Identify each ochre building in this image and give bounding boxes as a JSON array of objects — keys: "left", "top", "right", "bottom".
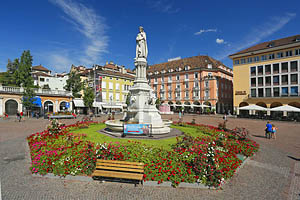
[{"left": 229, "top": 34, "right": 300, "bottom": 115}]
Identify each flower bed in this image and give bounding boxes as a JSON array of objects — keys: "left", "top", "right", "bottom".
[{"left": 28, "top": 121, "right": 259, "bottom": 188}]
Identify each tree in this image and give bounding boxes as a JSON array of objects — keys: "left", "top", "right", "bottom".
[
  {"left": 155, "top": 98, "right": 161, "bottom": 109},
  {"left": 83, "top": 86, "right": 95, "bottom": 115},
  {"left": 125, "top": 93, "right": 131, "bottom": 107},
  {"left": 13, "top": 50, "right": 33, "bottom": 87},
  {"left": 64, "top": 71, "right": 83, "bottom": 98},
  {"left": 22, "top": 87, "right": 35, "bottom": 116}
]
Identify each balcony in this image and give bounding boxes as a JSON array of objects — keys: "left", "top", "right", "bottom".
[
  {"left": 193, "top": 96, "right": 200, "bottom": 100},
  {"left": 175, "top": 96, "right": 181, "bottom": 100},
  {"left": 0, "top": 86, "right": 72, "bottom": 96},
  {"left": 192, "top": 87, "right": 200, "bottom": 91},
  {"left": 204, "top": 96, "right": 210, "bottom": 101}
]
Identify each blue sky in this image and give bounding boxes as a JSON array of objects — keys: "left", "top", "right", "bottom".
[{"left": 0, "top": 0, "right": 299, "bottom": 73}]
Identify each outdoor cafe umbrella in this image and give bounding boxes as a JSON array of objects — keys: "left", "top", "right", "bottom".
[
  {"left": 270, "top": 105, "right": 300, "bottom": 112},
  {"left": 239, "top": 104, "right": 268, "bottom": 111},
  {"left": 192, "top": 104, "right": 210, "bottom": 108}
]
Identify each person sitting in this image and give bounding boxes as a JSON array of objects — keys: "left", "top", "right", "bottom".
[{"left": 266, "top": 121, "right": 273, "bottom": 139}]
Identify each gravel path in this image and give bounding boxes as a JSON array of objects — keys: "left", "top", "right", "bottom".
[{"left": 0, "top": 115, "right": 299, "bottom": 200}]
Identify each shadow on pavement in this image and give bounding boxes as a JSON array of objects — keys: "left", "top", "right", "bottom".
[
  {"left": 287, "top": 155, "right": 300, "bottom": 161},
  {"left": 251, "top": 134, "right": 267, "bottom": 139}
]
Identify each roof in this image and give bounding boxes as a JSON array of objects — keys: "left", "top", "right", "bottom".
[
  {"left": 148, "top": 55, "right": 228, "bottom": 73},
  {"left": 230, "top": 34, "right": 300, "bottom": 57},
  {"left": 31, "top": 71, "right": 52, "bottom": 77},
  {"left": 98, "top": 69, "right": 135, "bottom": 80},
  {"left": 32, "top": 65, "right": 51, "bottom": 72}
]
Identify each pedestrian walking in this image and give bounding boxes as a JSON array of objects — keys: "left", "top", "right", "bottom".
[
  {"left": 223, "top": 114, "right": 227, "bottom": 121},
  {"left": 271, "top": 124, "right": 277, "bottom": 139},
  {"left": 16, "top": 112, "right": 21, "bottom": 122},
  {"left": 179, "top": 111, "right": 182, "bottom": 122},
  {"left": 265, "top": 121, "right": 272, "bottom": 139}
]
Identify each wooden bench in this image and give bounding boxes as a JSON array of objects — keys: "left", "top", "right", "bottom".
[{"left": 92, "top": 159, "right": 144, "bottom": 185}]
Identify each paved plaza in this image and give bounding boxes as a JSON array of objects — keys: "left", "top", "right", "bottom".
[{"left": 0, "top": 114, "right": 299, "bottom": 200}]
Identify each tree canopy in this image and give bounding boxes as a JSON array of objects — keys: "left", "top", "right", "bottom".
[
  {"left": 83, "top": 86, "right": 95, "bottom": 114},
  {"left": 64, "top": 71, "right": 83, "bottom": 98}
]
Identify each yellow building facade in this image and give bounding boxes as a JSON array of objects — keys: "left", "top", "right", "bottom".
[{"left": 229, "top": 34, "right": 300, "bottom": 116}]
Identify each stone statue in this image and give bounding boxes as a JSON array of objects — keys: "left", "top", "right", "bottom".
[{"left": 136, "top": 26, "right": 148, "bottom": 59}]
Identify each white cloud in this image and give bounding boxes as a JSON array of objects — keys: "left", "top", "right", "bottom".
[
  {"left": 49, "top": 0, "right": 108, "bottom": 70},
  {"left": 148, "top": 0, "right": 180, "bottom": 14},
  {"left": 216, "top": 38, "right": 224, "bottom": 44},
  {"left": 215, "top": 12, "right": 296, "bottom": 60},
  {"left": 194, "top": 29, "right": 217, "bottom": 35}
]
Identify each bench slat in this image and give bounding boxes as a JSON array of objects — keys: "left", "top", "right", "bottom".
[
  {"left": 92, "top": 170, "right": 143, "bottom": 180},
  {"left": 97, "top": 159, "right": 144, "bottom": 166},
  {"left": 95, "top": 166, "right": 144, "bottom": 173},
  {"left": 96, "top": 162, "right": 144, "bottom": 170}
]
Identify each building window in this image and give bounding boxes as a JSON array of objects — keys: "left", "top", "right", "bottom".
[
  {"left": 286, "top": 50, "right": 292, "bottom": 57},
  {"left": 168, "top": 85, "right": 171, "bottom": 90},
  {"left": 251, "top": 89, "right": 256, "bottom": 97},
  {"left": 295, "top": 49, "right": 300, "bottom": 55},
  {"left": 291, "top": 61, "right": 298, "bottom": 72},
  {"left": 281, "top": 87, "right": 288, "bottom": 96},
  {"left": 273, "top": 87, "right": 280, "bottom": 97},
  {"left": 273, "top": 76, "right": 279, "bottom": 85},
  {"left": 195, "top": 81, "right": 199, "bottom": 88},
  {"left": 40, "top": 78, "right": 44, "bottom": 82},
  {"left": 154, "top": 77, "right": 157, "bottom": 82},
  {"left": 273, "top": 63, "right": 279, "bottom": 74},
  {"left": 168, "top": 92, "right": 172, "bottom": 99},
  {"left": 185, "top": 82, "right": 188, "bottom": 88},
  {"left": 205, "top": 81, "right": 209, "bottom": 88},
  {"left": 268, "top": 54, "right": 275, "bottom": 59},
  {"left": 281, "top": 62, "right": 288, "bottom": 73},
  {"left": 265, "top": 64, "right": 271, "bottom": 74},
  {"left": 102, "top": 81, "right": 106, "bottom": 88},
  {"left": 176, "top": 75, "right": 180, "bottom": 80},
  {"left": 291, "top": 86, "right": 298, "bottom": 96},
  {"left": 109, "top": 82, "right": 113, "bottom": 89},
  {"left": 241, "top": 59, "right": 246, "bottom": 64},
  {"left": 265, "top": 76, "right": 271, "bottom": 86},
  {"left": 161, "top": 76, "right": 164, "bottom": 83},
  {"left": 258, "top": 88, "right": 264, "bottom": 97},
  {"left": 185, "top": 91, "right": 189, "bottom": 97},
  {"left": 254, "top": 56, "right": 259, "bottom": 62},
  {"left": 176, "top": 84, "right": 180, "bottom": 89},
  {"left": 205, "top": 90, "right": 209, "bottom": 98},
  {"left": 247, "top": 57, "right": 252, "bottom": 63},
  {"left": 265, "top": 88, "right": 271, "bottom": 97},
  {"left": 281, "top": 75, "right": 288, "bottom": 85},
  {"left": 251, "top": 78, "right": 256, "bottom": 87},
  {"left": 185, "top": 74, "right": 189, "bottom": 80},
  {"left": 234, "top": 60, "right": 240, "bottom": 65},
  {"left": 277, "top": 52, "right": 283, "bottom": 58},
  {"left": 168, "top": 75, "right": 172, "bottom": 81},
  {"left": 258, "top": 66, "right": 263, "bottom": 75},
  {"left": 258, "top": 77, "right": 263, "bottom": 86},
  {"left": 291, "top": 74, "right": 298, "bottom": 84},
  {"left": 194, "top": 72, "right": 198, "bottom": 79},
  {"left": 116, "top": 83, "right": 120, "bottom": 90},
  {"left": 250, "top": 66, "right": 256, "bottom": 76},
  {"left": 261, "top": 55, "right": 267, "bottom": 61}
]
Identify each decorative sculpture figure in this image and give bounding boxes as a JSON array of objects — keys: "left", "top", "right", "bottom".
[{"left": 136, "top": 26, "right": 148, "bottom": 59}]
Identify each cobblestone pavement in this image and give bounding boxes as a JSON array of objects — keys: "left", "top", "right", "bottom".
[{"left": 0, "top": 114, "right": 299, "bottom": 200}]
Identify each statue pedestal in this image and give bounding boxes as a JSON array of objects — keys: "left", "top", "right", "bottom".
[{"left": 125, "top": 59, "right": 170, "bottom": 134}]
